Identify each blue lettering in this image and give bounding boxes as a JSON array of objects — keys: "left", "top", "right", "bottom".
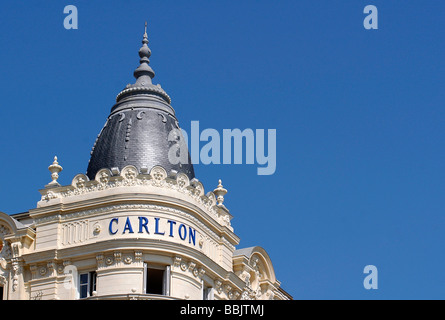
[
  {"left": 154, "top": 217, "right": 165, "bottom": 235},
  {"left": 123, "top": 217, "right": 134, "bottom": 234},
  {"left": 110, "top": 217, "right": 195, "bottom": 245},
  {"left": 178, "top": 224, "right": 187, "bottom": 240},
  {"left": 109, "top": 218, "right": 119, "bottom": 235},
  {"left": 188, "top": 227, "right": 196, "bottom": 246},
  {"left": 167, "top": 220, "right": 176, "bottom": 237},
  {"left": 138, "top": 216, "right": 149, "bottom": 234}
]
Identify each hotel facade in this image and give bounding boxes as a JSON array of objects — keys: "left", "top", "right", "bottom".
[{"left": 0, "top": 27, "right": 291, "bottom": 301}]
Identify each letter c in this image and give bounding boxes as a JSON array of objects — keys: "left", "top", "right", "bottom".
[{"left": 109, "top": 218, "right": 119, "bottom": 235}]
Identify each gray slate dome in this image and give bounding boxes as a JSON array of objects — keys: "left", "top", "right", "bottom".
[{"left": 86, "top": 25, "right": 195, "bottom": 180}]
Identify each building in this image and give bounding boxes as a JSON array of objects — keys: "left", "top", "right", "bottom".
[{"left": 0, "top": 26, "right": 292, "bottom": 300}]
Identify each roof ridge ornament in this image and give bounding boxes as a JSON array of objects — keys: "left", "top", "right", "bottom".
[
  {"left": 114, "top": 22, "right": 172, "bottom": 104},
  {"left": 213, "top": 179, "right": 228, "bottom": 206},
  {"left": 133, "top": 21, "right": 155, "bottom": 86},
  {"left": 46, "top": 156, "right": 63, "bottom": 188}
]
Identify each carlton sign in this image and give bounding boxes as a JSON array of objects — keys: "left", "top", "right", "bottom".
[{"left": 108, "top": 216, "right": 197, "bottom": 246}]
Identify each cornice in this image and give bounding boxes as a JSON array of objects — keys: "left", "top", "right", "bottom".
[{"left": 35, "top": 165, "right": 234, "bottom": 234}]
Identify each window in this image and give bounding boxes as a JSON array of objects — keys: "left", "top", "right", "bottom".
[
  {"left": 0, "top": 285, "right": 3, "bottom": 300},
  {"left": 143, "top": 264, "right": 170, "bottom": 296},
  {"left": 202, "top": 283, "right": 214, "bottom": 300},
  {"left": 79, "top": 271, "right": 96, "bottom": 299}
]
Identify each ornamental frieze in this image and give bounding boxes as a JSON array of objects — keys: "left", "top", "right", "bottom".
[{"left": 38, "top": 165, "right": 233, "bottom": 230}]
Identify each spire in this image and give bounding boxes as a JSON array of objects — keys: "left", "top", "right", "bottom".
[
  {"left": 133, "top": 21, "right": 155, "bottom": 85},
  {"left": 114, "top": 22, "right": 171, "bottom": 104}
]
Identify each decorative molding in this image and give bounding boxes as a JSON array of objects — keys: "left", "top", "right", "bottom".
[
  {"left": 0, "top": 224, "right": 12, "bottom": 259},
  {"left": 98, "top": 251, "right": 143, "bottom": 269},
  {"left": 37, "top": 165, "right": 229, "bottom": 228},
  {"left": 11, "top": 258, "right": 21, "bottom": 292},
  {"left": 240, "top": 268, "right": 251, "bottom": 287},
  {"left": 215, "top": 280, "right": 223, "bottom": 294},
  {"left": 30, "top": 290, "right": 43, "bottom": 300},
  {"left": 188, "top": 262, "right": 196, "bottom": 273},
  {"left": 96, "top": 254, "right": 105, "bottom": 269},
  {"left": 123, "top": 255, "right": 133, "bottom": 264},
  {"left": 93, "top": 223, "right": 101, "bottom": 236},
  {"left": 250, "top": 256, "right": 259, "bottom": 269},
  {"left": 241, "top": 290, "right": 250, "bottom": 300},
  {"left": 173, "top": 256, "right": 182, "bottom": 270},
  {"left": 134, "top": 251, "right": 142, "bottom": 262},
  {"left": 57, "top": 265, "right": 65, "bottom": 275},
  {"left": 0, "top": 274, "right": 6, "bottom": 286},
  {"left": 240, "top": 287, "right": 262, "bottom": 300},
  {"left": 114, "top": 252, "right": 122, "bottom": 265},
  {"left": 61, "top": 220, "right": 89, "bottom": 246},
  {"left": 33, "top": 203, "right": 232, "bottom": 263},
  {"left": 47, "top": 261, "right": 56, "bottom": 277},
  {"left": 39, "top": 266, "right": 47, "bottom": 277},
  {"left": 105, "top": 257, "right": 114, "bottom": 266},
  {"left": 30, "top": 264, "right": 38, "bottom": 279},
  {"left": 11, "top": 243, "right": 20, "bottom": 258},
  {"left": 173, "top": 256, "right": 206, "bottom": 281}
]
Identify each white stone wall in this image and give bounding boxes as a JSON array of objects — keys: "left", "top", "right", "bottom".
[{"left": 0, "top": 166, "right": 290, "bottom": 300}]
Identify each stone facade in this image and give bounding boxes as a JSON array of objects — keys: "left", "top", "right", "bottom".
[{"left": 0, "top": 165, "right": 291, "bottom": 300}]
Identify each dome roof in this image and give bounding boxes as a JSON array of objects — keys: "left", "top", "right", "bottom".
[{"left": 86, "top": 24, "right": 195, "bottom": 180}]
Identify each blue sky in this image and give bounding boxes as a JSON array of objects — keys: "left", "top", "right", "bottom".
[{"left": 0, "top": 1, "right": 444, "bottom": 299}]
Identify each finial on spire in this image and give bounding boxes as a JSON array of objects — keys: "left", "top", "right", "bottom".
[
  {"left": 115, "top": 22, "right": 172, "bottom": 104},
  {"left": 46, "top": 156, "right": 63, "bottom": 188},
  {"left": 133, "top": 21, "right": 155, "bottom": 85}
]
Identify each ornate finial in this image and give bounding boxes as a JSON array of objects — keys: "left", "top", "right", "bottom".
[
  {"left": 115, "top": 21, "right": 172, "bottom": 104},
  {"left": 46, "top": 156, "right": 63, "bottom": 187},
  {"left": 133, "top": 21, "right": 155, "bottom": 85},
  {"left": 213, "top": 179, "right": 227, "bottom": 206}
]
